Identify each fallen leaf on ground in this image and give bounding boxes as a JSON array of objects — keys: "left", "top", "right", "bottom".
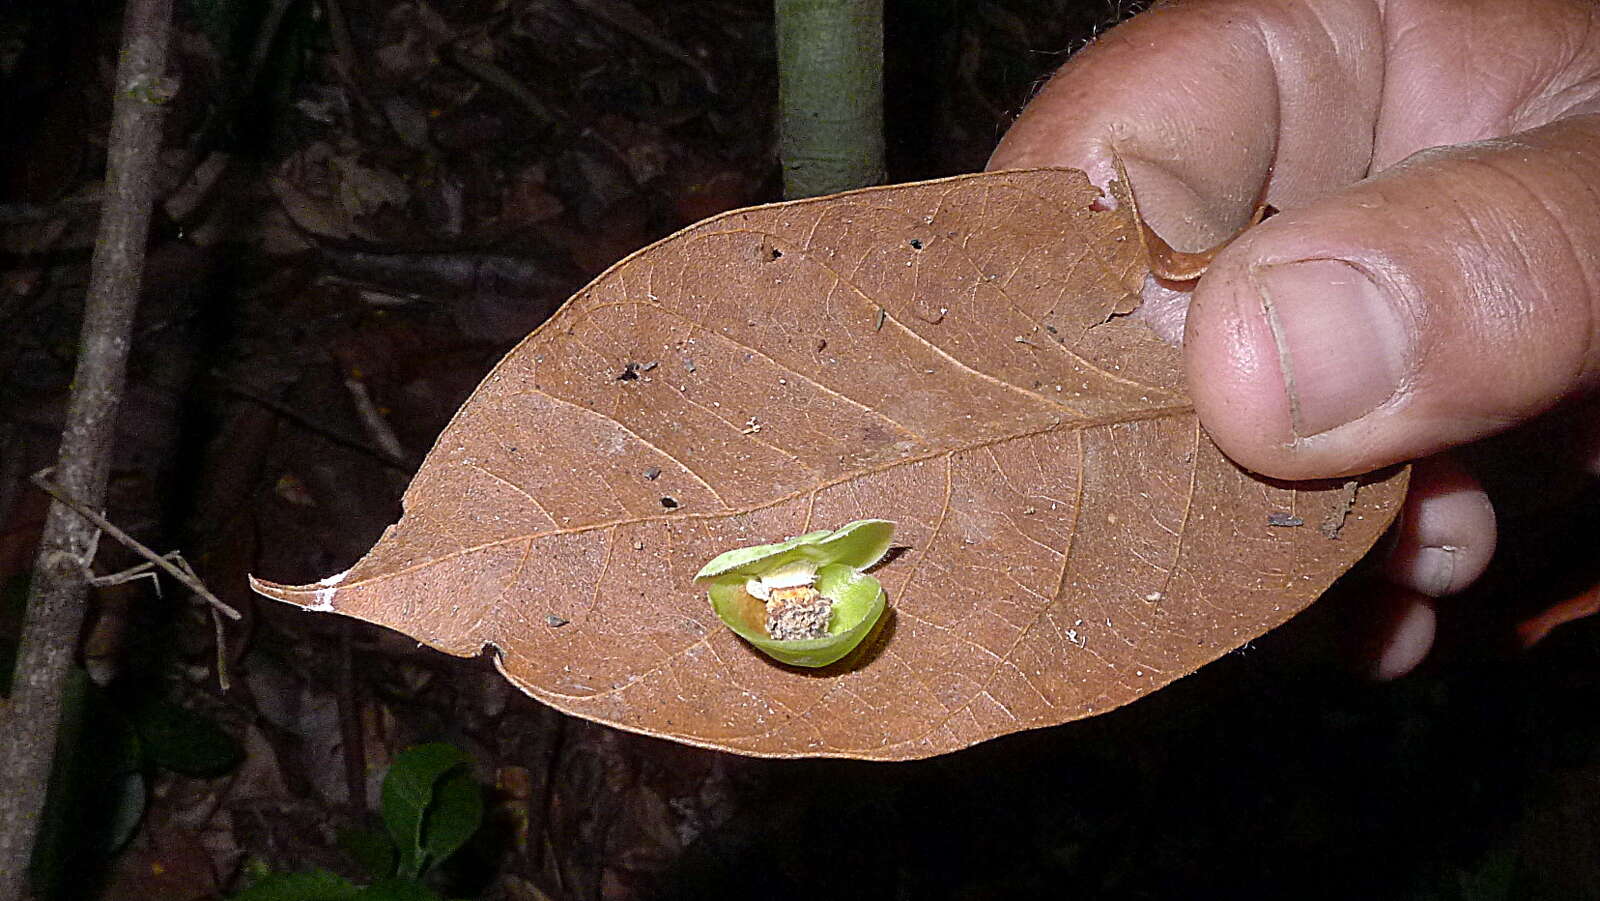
[{"left": 252, "top": 168, "right": 1406, "bottom": 760}]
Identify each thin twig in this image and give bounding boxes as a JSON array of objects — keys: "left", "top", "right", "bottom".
[
  {"left": 223, "top": 383, "right": 415, "bottom": 472},
  {"left": 323, "top": 0, "right": 359, "bottom": 71},
  {"left": 165, "top": 551, "right": 233, "bottom": 693},
  {"left": 0, "top": 0, "right": 177, "bottom": 890},
  {"left": 30, "top": 468, "right": 241, "bottom": 621},
  {"left": 319, "top": 0, "right": 383, "bottom": 122},
  {"left": 240, "top": 0, "right": 298, "bottom": 109},
  {"left": 212, "top": 606, "right": 231, "bottom": 691},
  {"left": 443, "top": 43, "right": 562, "bottom": 125},
  {"left": 568, "top": 0, "right": 719, "bottom": 92},
  {"left": 343, "top": 377, "right": 407, "bottom": 463}
]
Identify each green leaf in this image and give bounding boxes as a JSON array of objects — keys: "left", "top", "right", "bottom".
[
  {"left": 419, "top": 767, "right": 483, "bottom": 875},
  {"left": 134, "top": 698, "right": 243, "bottom": 777},
  {"left": 810, "top": 519, "right": 896, "bottom": 571},
  {"left": 380, "top": 744, "right": 472, "bottom": 879},
  {"left": 694, "top": 520, "right": 893, "bottom": 581},
  {"left": 1455, "top": 847, "right": 1518, "bottom": 901},
  {"left": 691, "top": 521, "right": 902, "bottom": 585},
  {"left": 100, "top": 770, "right": 147, "bottom": 858},
  {"left": 352, "top": 879, "right": 445, "bottom": 901},
  {"left": 693, "top": 529, "right": 833, "bottom": 580},
  {"left": 337, "top": 825, "right": 397, "bottom": 880},
  {"left": 709, "top": 566, "right": 886, "bottom": 667},
  {"left": 229, "top": 870, "right": 361, "bottom": 901}
]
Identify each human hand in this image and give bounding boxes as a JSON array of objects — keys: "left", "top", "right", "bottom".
[{"left": 988, "top": 0, "right": 1600, "bottom": 677}]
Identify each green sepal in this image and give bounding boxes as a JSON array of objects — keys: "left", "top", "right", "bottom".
[
  {"left": 694, "top": 519, "right": 894, "bottom": 582},
  {"left": 708, "top": 564, "right": 886, "bottom": 668}
]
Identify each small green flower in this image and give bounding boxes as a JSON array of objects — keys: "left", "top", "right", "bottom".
[{"left": 694, "top": 520, "right": 894, "bottom": 667}]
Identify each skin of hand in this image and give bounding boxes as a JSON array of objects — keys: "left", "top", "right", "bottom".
[{"left": 989, "top": 0, "right": 1600, "bottom": 678}]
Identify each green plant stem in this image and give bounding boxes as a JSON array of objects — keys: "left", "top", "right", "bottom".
[{"left": 775, "top": 0, "right": 885, "bottom": 198}]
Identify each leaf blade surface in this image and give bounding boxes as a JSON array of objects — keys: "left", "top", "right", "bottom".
[{"left": 251, "top": 169, "right": 1406, "bottom": 760}]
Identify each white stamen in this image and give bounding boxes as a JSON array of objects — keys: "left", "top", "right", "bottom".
[{"left": 745, "top": 559, "right": 818, "bottom": 600}]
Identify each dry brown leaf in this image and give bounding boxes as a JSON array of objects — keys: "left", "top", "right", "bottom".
[
  {"left": 1113, "top": 151, "right": 1270, "bottom": 282},
  {"left": 251, "top": 169, "right": 1406, "bottom": 760}
]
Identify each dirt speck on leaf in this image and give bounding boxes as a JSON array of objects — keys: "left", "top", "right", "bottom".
[{"left": 1321, "top": 480, "right": 1361, "bottom": 539}]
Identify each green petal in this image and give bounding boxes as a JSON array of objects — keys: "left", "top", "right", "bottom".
[
  {"left": 708, "top": 567, "right": 886, "bottom": 668},
  {"left": 813, "top": 562, "right": 883, "bottom": 615},
  {"left": 812, "top": 520, "right": 895, "bottom": 572},
  {"left": 693, "top": 520, "right": 894, "bottom": 582},
  {"left": 693, "top": 529, "right": 832, "bottom": 581}
]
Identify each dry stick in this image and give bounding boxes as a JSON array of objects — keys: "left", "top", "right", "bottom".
[
  {"left": 322, "top": 0, "right": 359, "bottom": 70},
  {"left": 239, "top": 0, "right": 297, "bottom": 97},
  {"left": 443, "top": 44, "right": 562, "bottom": 125},
  {"left": 318, "top": 0, "right": 385, "bottom": 125},
  {"left": 568, "top": 0, "right": 719, "bottom": 92},
  {"left": 0, "top": 0, "right": 176, "bottom": 895},
  {"left": 342, "top": 378, "right": 407, "bottom": 464},
  {"left": 29, "top": 469, "right": 241, "bottom": 622},
  {"left": 223, "top": 384, "right": 414, "bottom": 472}
]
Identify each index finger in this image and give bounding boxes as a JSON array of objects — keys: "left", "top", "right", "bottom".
[{"left": 987, "top": 0, "right": 1384, "bottom": 250}]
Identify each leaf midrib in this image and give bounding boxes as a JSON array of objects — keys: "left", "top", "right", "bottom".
[{"left": 261, "top": 399, "right": 1197, "bottom": 597}]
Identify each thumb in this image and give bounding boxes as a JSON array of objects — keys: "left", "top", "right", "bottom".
[{"left": 1186, "top": 114, "right": 1600, "bottom": 479}]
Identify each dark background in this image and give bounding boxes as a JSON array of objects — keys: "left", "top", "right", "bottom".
[{"left": 2, "top": 0, "right": 1598, "bottom": 898}]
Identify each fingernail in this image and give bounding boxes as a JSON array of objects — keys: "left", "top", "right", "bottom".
[
  {"left": 1253, "top": 260, "right": 1408, "bottom": 437},
  {"left": 1371, "top": 595, "right": 1435, "bottom": 681},
  {"left": 1414, "top": 545, "right": 1459, "bottom": 597}
]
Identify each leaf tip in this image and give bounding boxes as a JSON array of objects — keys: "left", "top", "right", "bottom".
[{"left": 248, "top": 567, "right": 351, "bottom": 611}]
